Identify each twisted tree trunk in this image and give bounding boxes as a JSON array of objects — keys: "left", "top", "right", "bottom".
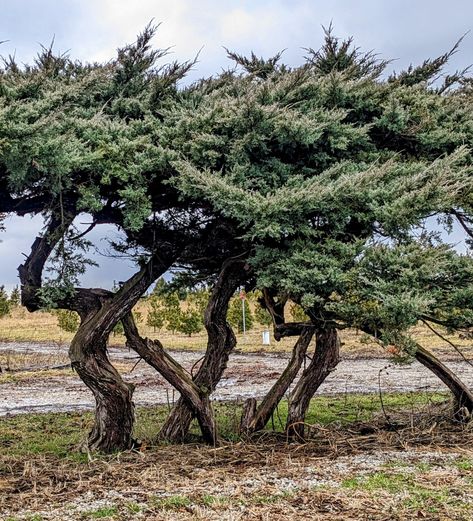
[
  {"left": 286, "top": 327, "right": 340, "bottom": 439},
  {"left": 159, "top": 259, "right": 248, "bottom": 442},
  {"left": 240, "top": 327, "right": 314, "bottom": 434},
  {"left": 69, "top": 327, "right": 136, "bottom": 452},
  {"left": 122, "top": 314, "right": 218, "bottom": 444},
  {"left": 18, "top": 214, "right": 176, "bottom": 452}
]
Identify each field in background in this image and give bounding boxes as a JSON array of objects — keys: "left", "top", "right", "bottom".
[{"left": 0, "top": 303, "right": 472, "bottom": 359}]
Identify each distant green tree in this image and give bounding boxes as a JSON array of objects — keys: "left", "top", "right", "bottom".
[
  {"left": 9, "top": 286, "right": 20, "bottom": 307},
  {"left": 227, "top": 295, "right": 253, "bottom": 333},
  {"left": 254, "top": 302, "right": 272, "bottom": 326},
  {"left": 146, "top": 297, "right": 165, "bottom": 332},
  {"left": 0, "top": 286, "right": 10, "bottom": 318},
  {"left": 163, "top": 292, "right": 183, "bottom": 333},
  {"left": 112, "top": 320, "right": 124, "bottom": 336},
  {"left": 187, "top": 288, "right": 210, "bottom": 315},
  {"left": 177, "top": 307, "right": 203, "bottom": 336},
  {"left": 152, "top": 278, "right": 168, "bottom": 298},
  {"left": 56, "top": 309, "right": 80, "bottom": 333}
]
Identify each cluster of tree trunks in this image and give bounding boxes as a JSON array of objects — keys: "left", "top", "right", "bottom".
[{"left": 16, "top": 217, "right": 473, "bottom": 452}]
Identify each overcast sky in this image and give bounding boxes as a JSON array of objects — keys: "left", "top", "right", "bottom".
[{"left": 1, "top": 0, "right": 472, "bottom": 292}]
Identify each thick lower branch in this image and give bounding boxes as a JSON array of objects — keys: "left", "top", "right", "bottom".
[
  {"left": 122, "top": 314, "right": 218, "bottom": 444},
  {"left": 240, "top": 327, "right": 314, "bottom": 434},
  {"left": 286, "top": 328, "right": 340, "bottom": 439},
  {"left": 415, "top": 344, "right": 473, "bottom": 415},
  {"left": 159, "top": 259, "right": 248, "bottom": 442}
]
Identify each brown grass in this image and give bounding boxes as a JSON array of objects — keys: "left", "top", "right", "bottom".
[
  {"left": 2, "top": 413, "right": 473, "bottom": 520},
  {"left": 1, "top": 305, "right": 472, "bottom": 360}
]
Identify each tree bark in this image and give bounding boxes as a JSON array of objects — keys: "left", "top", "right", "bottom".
[
  {"left": 18, "top": 215, "right": 177, "bottom": 452},
  {"left": 70, "top": 333, "right": 136, "bottom": 452},
  {"left": 286, "top": 327, "right": 340, "bottom": 439},
  {"left": 122, "top": 314, "right": 218, "bottom": 444},
  {"left": 415, "top": 344, "right": 473, "bottom": 416},
  {"left": 67, "top": 252, "right": 174, "bottom": 452},
  {"left": 240, "top": 327, "right": 314, "bottom": 434},
  {"left": 159, "top": 259, "right": 248, "bottom": 442}
]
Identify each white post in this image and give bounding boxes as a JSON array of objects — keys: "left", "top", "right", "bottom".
[{"left": 242, "top": 293, "right": 246, "bottom": 338}]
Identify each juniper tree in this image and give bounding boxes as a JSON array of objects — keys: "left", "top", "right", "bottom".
[
  {"left": 56, "top": 309, "right": 80, "bottom": 333},
  {"left": 9, "top": 286, "right": 20, "bottom": 307},
  {"left": 0, "top": 25, "right": 254, "bottom": 448},
  {"left": 171, "top": 29, "right": 473, "bottom": 436},
  {"left": 0, "top": 286, "right": 9, "bottom": 318},
  {"left": 146, "top": 295, "right": 165, "bottom": 332},
  {"left": 0, "top": 25, "right": 235, "bottom": 450},
  {"left": 177, "top": 307, "right": 203, "bottom": 336}
]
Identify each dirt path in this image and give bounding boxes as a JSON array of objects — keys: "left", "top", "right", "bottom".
[{"left": 2, "top": 341, "right": 473, "bottom": 416}]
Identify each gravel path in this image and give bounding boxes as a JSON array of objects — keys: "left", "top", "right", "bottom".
[{"left": 1, "top": 341, "right": 473, "bottom": 416}]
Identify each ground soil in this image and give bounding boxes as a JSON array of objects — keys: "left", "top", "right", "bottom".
[{"left": 2, "top": 428, "right": 473, "bottom": 520}]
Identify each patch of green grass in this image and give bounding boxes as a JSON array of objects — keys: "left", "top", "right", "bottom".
[
  {"left": 125, "top": 502, "right": 142, "bottom": 514},
  {"left": 150, "top": 494, "right": 191, "bottom": 510},
  {"left": 0, "top": 411, "right": 91, "bottom": 460},
  {"left": 83, "top": 506, "right": 117, "bottom": 519},
  {"left": 403, "top": 488, "right": 470, "bottom": 514},
  {"left": 0, "top": 391, "right": 450, "bottom": 460},
  {"left": 342, "top": 471, "right": 412, "bottom": 493},
  {"left": 343, "top": 471, "right": 472, "bottom": 514},
  {"left": 455, "top": 459, "right": 473, "bottom": 471},
  {"left": 416, "top": 462, "right": 433, "bottom": 472},
  {"left": 200, "top": 494, "right": 229, "bottom": 507},
  {"left": 262, "top": 391, "right": 448, "bottom": 431}
]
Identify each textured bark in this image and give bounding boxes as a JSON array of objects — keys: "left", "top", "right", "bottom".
[
  {"left": 19, "top": 216, "right": 176, "bottom": 452},
  {"left": 70, "top": 334, "right": 136, "bottom": 452},
  {"left": 415, "top": 344, "right": 473, "bottom": 415},
  {"left": 240, "top": 327, "right": 314, "bottom": 434},
  {"left": 17, "top": 215, "right": 135, "bottom": 452},
  {"left": 159, "top": 259, "right": 248, "bottom": 442},
  {"left": 240, "top": 398, "right": 257, "bottom": 434},
  {"left": 261, "top": 289, "right": 288, "bottom": 329},
  {"left": 286, "top": 328, "right": 340, "bottom": 439},
  {"left": 122, "top": 314, "right": 218, "bottom": 444},
  {"left": 67, "top": 254, "right": 174, "bottom": 452}
]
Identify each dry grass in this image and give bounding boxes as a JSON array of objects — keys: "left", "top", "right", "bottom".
[
  {"left": 1, "top": 305, "right": 472, "bottom": 359},
  {"left": 2, "top": 410, "right": 473, "bottom": 520}
]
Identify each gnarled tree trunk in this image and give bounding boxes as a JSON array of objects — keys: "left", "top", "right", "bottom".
[
  {"left": 67, "top": 253, "right": 174, "bottom": 452},
  {"left": 240, "top": 327, "right": 314, "bottom": 434},
  {"left": 18, "top": 214, "right": 177, "bottom": 452},
  {"left": 70, "top": 327, "right": 135, "bottom": 452},
  {"left": 286, "top": 327, "right": 340, "bottom": 439},
  {"left": 415, "top": 344, "right": 473, "bottom": 416},
  {"left": 122, "top": 314, "right": 218, "bottom": 444},
  {"left": 159, "top": 259, "right": 247, "bottom": 442}
]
